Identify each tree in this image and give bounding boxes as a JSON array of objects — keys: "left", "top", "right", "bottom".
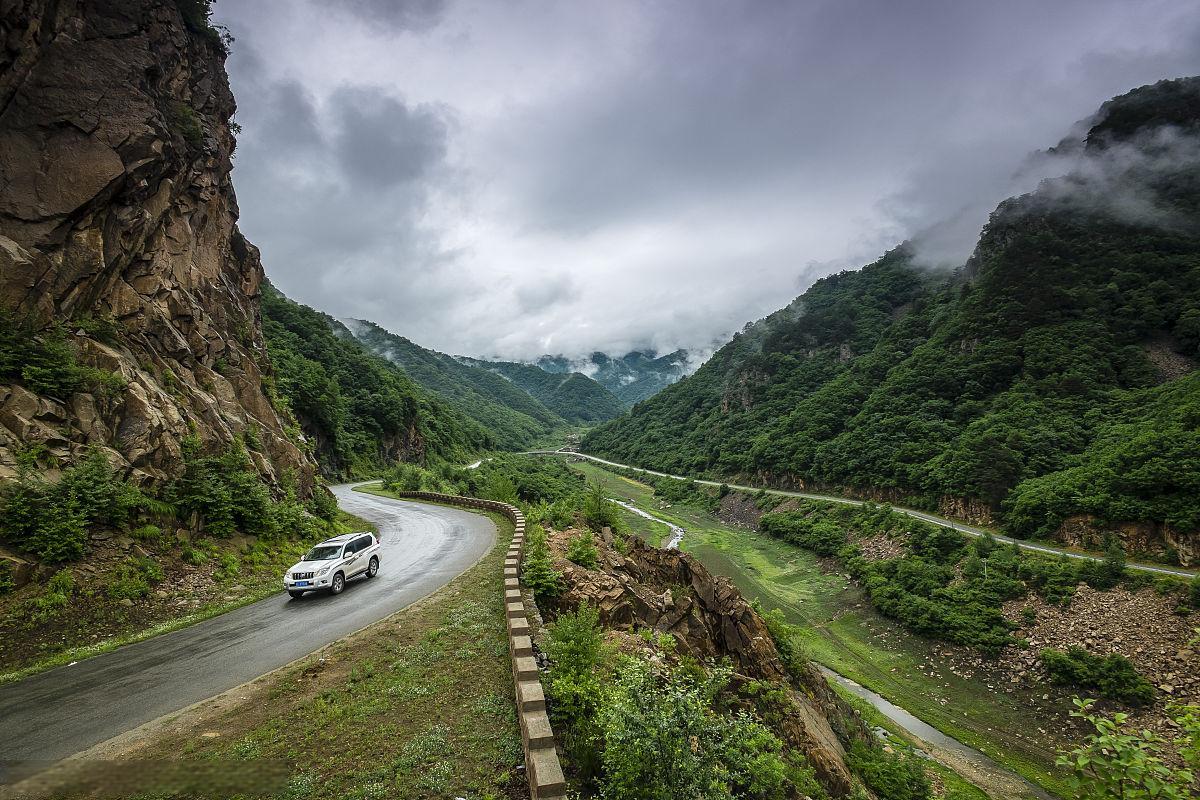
[{"left": 1059, "top": 698, "right": 1199, "bottom": 799}]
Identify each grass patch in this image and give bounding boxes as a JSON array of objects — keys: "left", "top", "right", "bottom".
[{"left": 113, "top": 511, "right": 523, "bottom": 799}]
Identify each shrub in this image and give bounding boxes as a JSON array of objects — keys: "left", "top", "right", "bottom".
[
  {"left": 759, "top": 512, "right": 846, "bottom": 556},
  {"left": 758, "top": 605, "right": 810, "bottom": 681},
  {"left": 521, "top": 525, "right": 561, "bottom": 602},
  {"left": 1041, "top": 647, "right": 1156, "bottom": 706},
  {"left": 598, "top": 660, "right": 791, "bottom": 800},
  {"left": 0, "top": 561, "right": 13, "bottom": 594},
  {"left": 27, "top": 570, "right": 75, "bottom": 622},
  {"left": 545, "top": 602, "right": 609, "bottom": 780},
  {"left": 1190, "top": 576, "right": 1200, "bottom": 609},
  {"left": 168, "top": 437, "right": 272, "bottom": 537},
  {"left": 131, "top": 524, "right": 163, "bottom": 542},
  {"left": 846, "top": 740, "right": 931, "bottom": 800},
  {"left": 306, "top": 486, "right": 339, "bottom": 523},
  {"left": 1058, "top": 698, "right": 1200, "bottom": 800},
  {"left": 107, "top": 557, "right": 162, "bottom": 601},
  {"left": 582, "top": 482, "right": 618, "bottom": 531},
  {"left": 181, "top": 543, "right": 209, "bottom": 566},
  {"left": 0, "top": 448, "right": 144, "bottom": 562},
  {"left": 215, "top": 551, "right": 240, "bottom": 582},
  {"left": 566, "top": 530, "right": 599, "bottom": 569}
]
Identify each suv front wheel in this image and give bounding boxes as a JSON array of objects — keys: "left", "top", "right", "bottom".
[{"left": 329, "top": 571, "right": 345, "bottom": 595}]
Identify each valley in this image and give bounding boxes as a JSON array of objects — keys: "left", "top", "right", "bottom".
[
  {"left": 563, "top": 458, "right": 1199, "bottom": 799},
  {"left": 565, "top": 459, "right": 1076, "bottom": 798},
  {"left": 1, "top": 2, "right": 1198, "bottom": 799}
]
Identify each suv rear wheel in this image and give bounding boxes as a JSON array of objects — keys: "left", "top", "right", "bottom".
[
  {"left": 366, "top": 556, "right": 379, "bottom": 578},
  {"left": 330, "top": 572, "right": 345, "bottom": 595}
]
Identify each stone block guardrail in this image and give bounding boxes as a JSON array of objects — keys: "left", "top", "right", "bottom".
[{"left": 386, "top": 491, "right": 567, "bottom": 800}]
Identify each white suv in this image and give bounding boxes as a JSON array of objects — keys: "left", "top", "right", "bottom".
[{"left": 284, "top": 532, "right": 381, "bottom": 598}]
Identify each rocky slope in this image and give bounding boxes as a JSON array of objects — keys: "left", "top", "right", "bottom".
[
  {"left": 0, "top": 0, "right": 309, "bottom": 490},
  {"left": 544, "top": 526, "right": 864, "bottom": 795}
]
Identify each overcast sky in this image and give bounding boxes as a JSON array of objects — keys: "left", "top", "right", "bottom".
[{"left": 214, "top": 0, "right": 1200, "bottom": 361}]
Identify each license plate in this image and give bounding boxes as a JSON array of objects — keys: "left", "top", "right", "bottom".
[{"left": 295, "top": 581, "right": 310, "bottom": 587}]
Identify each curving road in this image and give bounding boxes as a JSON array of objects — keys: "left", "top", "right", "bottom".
[
  {"left": 0, "top": 485, "right": 494, "bottom": 776},
  {"left": 532, "top": 450, "right": 1199, "bottom": 580}
]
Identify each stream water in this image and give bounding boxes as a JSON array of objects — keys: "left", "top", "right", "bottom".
[
  {"left": 820, "top": 668, "right": 1055, "bottom": 800},
  {"left": 611, "top": 493, "right": 1056, "bottom": 799},
  {"left": 612, "top": 499, "right": 684, "bottom": 548}
]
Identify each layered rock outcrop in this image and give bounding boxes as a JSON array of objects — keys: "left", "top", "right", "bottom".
[
  {"left": 548, "top": 529, "right": 863, "bottom": 796},
  {"left": 1056, "top": 515, "right": 1196, "bottom": 567},
  {"left": 0, "top": 0, "right": 311, "bottom": 489}
]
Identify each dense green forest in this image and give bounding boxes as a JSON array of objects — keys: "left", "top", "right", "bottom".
[
  {"left": 261, "top": 286, "right": 490, "bottom": 477},
  {"left": 346, "top": 319, "right": 567, "bottom": 450},
  {"left": 585, "top": 77, "right": 1200, "bottom": 547},
  {"left": 459, "top": 357, "right": 624, "bottom": 423}
]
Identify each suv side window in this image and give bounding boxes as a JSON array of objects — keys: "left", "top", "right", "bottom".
[{"left": 356, "top": 535, "right": 373, "bottom": 551}]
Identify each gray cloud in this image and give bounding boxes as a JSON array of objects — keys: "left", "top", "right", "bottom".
[
  {"left": 330, "top": 0, "right": 447, "bottom": 32},
  {"left": 331, "top": 88, "right": 450, "bottom": 189},
  {"left": 214, "top": 0, "right": 1200, "bottom": 361}
]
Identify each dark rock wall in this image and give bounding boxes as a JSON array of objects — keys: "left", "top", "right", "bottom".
[{"left": 0, "top": 0, "right": 311, "bottom": 490}]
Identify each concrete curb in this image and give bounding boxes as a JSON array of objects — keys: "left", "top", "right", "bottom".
[{"left": 390, "top": 491, "right": 567, "bottom": 799}]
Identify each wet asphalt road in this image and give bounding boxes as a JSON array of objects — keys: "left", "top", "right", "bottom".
[{"left": 0, "top": 485, "right": 494, "bottom": 770}]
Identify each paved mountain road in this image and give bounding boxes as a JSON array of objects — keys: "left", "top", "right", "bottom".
[
  {"left": 0, "top": 485, "right": 494, "bottom": 773},
  {"left": 532, "top": 450, "right": 1199, "bottom": 580}
]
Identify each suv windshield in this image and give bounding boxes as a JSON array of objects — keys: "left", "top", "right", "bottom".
[{"left": 304, "top": 545, "right": 343, "bottom": 561}]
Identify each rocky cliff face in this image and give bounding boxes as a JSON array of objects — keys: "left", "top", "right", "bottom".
[
  {"left": 0, "top": 0, "right": 311, "bottom": 490},
  {"left": 547, "top": 528, "right": 863, "bottom": 796}
]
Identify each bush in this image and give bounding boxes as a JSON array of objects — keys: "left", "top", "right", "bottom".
[
  {"left": 758, "top": 606, "right": 810, "bottom": 681},
  {"left": 598, "top": 660, "right": 792, "bottom": 800},
  {"left": 1059, "top": 698, "right": 1200, "bottom": 800},
  {"left": 306, "top": 486, "right": 339, "bottom": 522},
  {"left": 545, "top": 602, "right": 609, "bottom": 780},
  {"left": 583, "top": 482, "right": 619, "bottom": 531},
  {"left": 26, "top": 570, "right": 75, "bottom": 622},
  {"left": 0, "top": 448, "right": 145, "bottom": 562},
  {"left": 0, "top": 561, "right": 13, "bottom": 594},
  {"left": 1041, "top": 647, "right": 1156, "bottom": 706},
  {"left": 565, "top": 530, "right": 599, "bottom": 570},
  {"left": 1190, "top": 576, "right": 1200, "bottom": 609},
  {"left": 167, "top": 437, "right": 273, "bottom": 537},
  {"left": 131, "top": 524, "right": 163, "bottom": 542},
  {"left": 760, "top": 512, "right": 847, "bottom": 556},
  {"left": 107, "top": 556, "right": 162, "bottom": 601},
  {"left": 522, "top": 525, "right": 561, "bottom": 602},
  {"left": 846, "top": 740, "right": 931, "bottom": 800}
]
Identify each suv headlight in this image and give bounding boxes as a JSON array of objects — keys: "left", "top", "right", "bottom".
[{"left": 317, "top": 565, "right": 331, "bottom": 577}]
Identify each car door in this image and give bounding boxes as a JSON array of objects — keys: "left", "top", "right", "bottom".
[
  {"left": 342, "top": 540, "right": 360, "bottom": 576},
  {"left": 354, "top": 535, "right": 374, "bottom": 573}
]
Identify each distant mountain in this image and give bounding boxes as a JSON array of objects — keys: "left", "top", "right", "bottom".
[
  {"left": 456, "top": 358, "right": 625, "bottom": 424},
  {"left": 536, "top": 350, "right": 692, "bottom": 405},
  {"left": 347, "top": 320, "right": 563, "bottom": 450},
  {"left": 585, "top": 77, "right": 1200, "bottom": 561}
]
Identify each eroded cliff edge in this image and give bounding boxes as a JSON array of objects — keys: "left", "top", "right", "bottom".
[{"left": 0, "top": 0, "right": 310, "bottom": 489}]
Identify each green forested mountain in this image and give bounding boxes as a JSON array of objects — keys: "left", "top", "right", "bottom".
[
  {"left": 345, "top": 319, "right": 565, "bottom": 449},
  {"left": 536, "top": 349, "right": 691, "bottom": 405},
  {"left": 585, "top": 77, "right": 1200, "bottom": 546},
  {"left": 261, "top": 286, "right": 491, "bottom": 477},
  {"left": 457, "top": 357, "right": 625, "bottom": 423}
]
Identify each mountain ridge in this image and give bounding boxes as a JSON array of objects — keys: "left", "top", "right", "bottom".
[{"left": 584, "top": 76, "right": 1200, "bottom": 564}]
